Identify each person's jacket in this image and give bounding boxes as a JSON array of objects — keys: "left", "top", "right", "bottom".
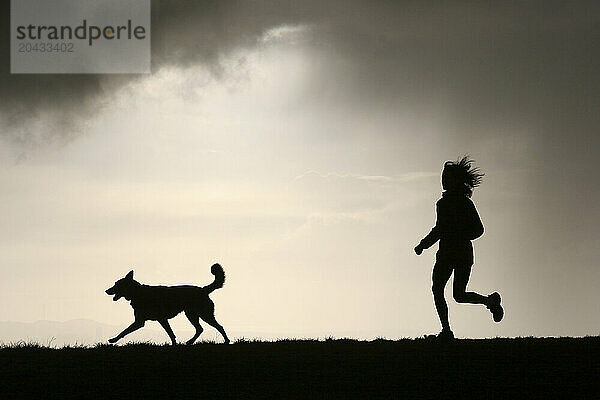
[{"left": 419, "top": 190, "right": 484, "bottom": 255}]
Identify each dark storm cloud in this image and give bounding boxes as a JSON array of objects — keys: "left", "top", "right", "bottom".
[
  {"left": 0, "top": 0, "right": 597, "bottom": 155},
  {"left": 0, "top": 0, "right": 308, "bottom": 144},
  {"left": 0, "top": 2, "right": 240, "bottom": 143}
]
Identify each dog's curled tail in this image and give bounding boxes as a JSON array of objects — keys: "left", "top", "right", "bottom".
[{"left": 204, "top": 263, "right": 226, "bottom": 293}]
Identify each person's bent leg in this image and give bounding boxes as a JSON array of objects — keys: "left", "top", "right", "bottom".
[
  {"left": 452, "top": 263, "right": 489, "bottom": 305},
  {"left": 432, "top": 259, "right": 453, "bottom": 331}
]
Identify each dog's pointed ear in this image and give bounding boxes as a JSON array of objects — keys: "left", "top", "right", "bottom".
[{"left": 126, "top": 270, "right": 134, "bottom": 280}]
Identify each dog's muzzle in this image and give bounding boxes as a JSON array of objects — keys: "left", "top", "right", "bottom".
[{"left": 106, "top": 288, "right": 121, "bottom": 301}]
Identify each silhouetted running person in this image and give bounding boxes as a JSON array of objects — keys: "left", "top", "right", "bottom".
[{"left": 414, "top": 156, "right": 503, "bottom": 340}]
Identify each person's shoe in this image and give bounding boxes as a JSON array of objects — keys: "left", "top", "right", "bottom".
[
  {"left": 424, "top": 328, "right": 454, "bottom": 342},
  {"left": 487, "top": 292, "right": 504, "bottom": 322},
  {"left": 438, "top": 328, "right": 454, "bottom": 340},
  {"left": 428, "top": 328, "right": 454, "bottom": 342}
]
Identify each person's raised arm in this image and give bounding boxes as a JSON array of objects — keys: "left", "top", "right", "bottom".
[{"left": 415, "top": 202, "right": 441, "bottom": 255}]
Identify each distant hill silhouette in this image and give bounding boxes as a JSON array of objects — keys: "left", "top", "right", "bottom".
[
  {"left": 0, "top": 319, "right": 180, "bottom": 346},
  {"left": 0, "top": 319, "right": 334, "bottom": 346}
]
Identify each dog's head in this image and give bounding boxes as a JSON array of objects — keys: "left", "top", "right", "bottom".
[{"left": 105, "top": 270, "right": 137, "bottom": 302}]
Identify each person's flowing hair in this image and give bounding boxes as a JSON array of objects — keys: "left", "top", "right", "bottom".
[{"left": 442, "top": 155, "right": 484, "bottom": 197}]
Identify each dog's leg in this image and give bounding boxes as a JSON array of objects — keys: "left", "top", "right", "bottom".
[
  {"left": 108, "top": 320, "right": 145, "bottom": 343},
  {"left": 158, "top": 319, "right": 177, "bottom": 345},
  {"left": 201, "top": 312, "right": 230, "bottom": 344},
  {"left": 184, "top": 311, "right": 204, "bottom": 345}
]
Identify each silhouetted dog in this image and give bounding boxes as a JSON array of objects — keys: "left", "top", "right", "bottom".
[{"left": 105, "top": 264, "right": 230, "bottom": 345}]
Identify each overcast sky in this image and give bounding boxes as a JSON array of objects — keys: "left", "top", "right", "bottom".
[{"left": 0, "top": 1, "right": 598, "bottom": 340}]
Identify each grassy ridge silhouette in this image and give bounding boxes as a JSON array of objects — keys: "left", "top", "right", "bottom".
[{"left": 1, "top": 337, "right": 598, "bottom": 398}]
